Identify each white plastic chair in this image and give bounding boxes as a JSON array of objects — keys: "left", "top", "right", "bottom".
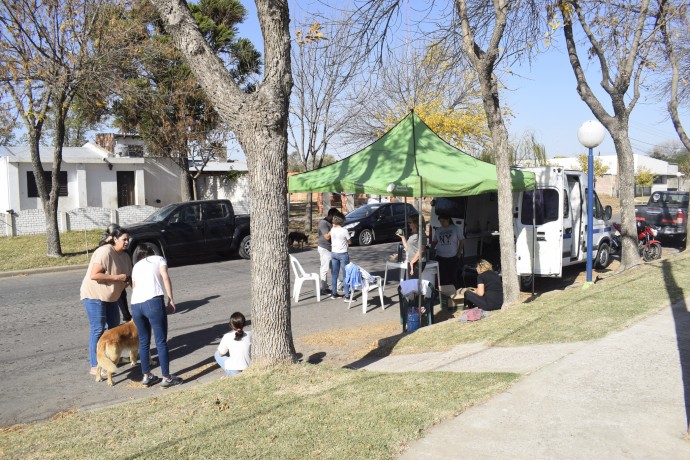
[
  {"left": 345, "top": 265, "right": 385, "bottom": 314},
  {"left": 289, "top": 255, "right": 321, "bottom": 303},
  {"left": 421, "top": 260, "right": 441, "bottom": 288},
  {"left": 383, "top": 260, "right": 407, "bottom": 286}
]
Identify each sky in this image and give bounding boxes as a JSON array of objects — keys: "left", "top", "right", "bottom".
[{"left": 233, "top": 1, "right": 688, "bottom": 161}]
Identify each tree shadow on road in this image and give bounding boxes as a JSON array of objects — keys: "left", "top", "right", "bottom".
[
  {"left": 175, "top": 295, "right": 221, "bottom": 315},
  {"left": 661, "top": 259, "right": 690, "bottom": 433}
]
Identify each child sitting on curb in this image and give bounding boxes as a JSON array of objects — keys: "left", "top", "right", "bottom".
[{"left": 214, "top": 312, "right": 251, "bottom": 378}]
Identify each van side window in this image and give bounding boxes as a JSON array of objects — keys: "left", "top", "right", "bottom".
[{"left": 521, "top": 189, "right": 559, "bottom": 225}]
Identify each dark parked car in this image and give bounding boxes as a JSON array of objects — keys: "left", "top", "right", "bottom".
[
  {"left": 343, "top": 202, "right": 418, "bottom": 246},
  {"left": 126, "top": 199, "right": 250, "bottom": 264},
  {"left": 635, "top": 191, "right": 688, "bottom": 247}
]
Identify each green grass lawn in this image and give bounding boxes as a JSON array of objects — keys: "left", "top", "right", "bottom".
[
  {"left": 0, "top": 365, "right": 518, "bottom": 459},
  {"left": 0, "top": 230, "right": 102, "bottom": 271}
]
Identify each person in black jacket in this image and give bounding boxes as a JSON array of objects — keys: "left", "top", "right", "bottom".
[{"left": 464, "top": 259, "right": 503, "bottom": 311}]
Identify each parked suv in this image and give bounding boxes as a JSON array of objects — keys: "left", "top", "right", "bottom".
[
  {"left": 126, "top": 199, "right": 250, "bottom": 264},
  {"left": 343, "top": 202, "right": 418, "bottom": 246}
]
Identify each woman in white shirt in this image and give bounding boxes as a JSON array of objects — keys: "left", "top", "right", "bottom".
[
  {"left": 327, "top": 215, "right": 352, "bottom": 299},
  {"left": 214, "top": 312, "right": 251, "bottom": 377},
  {"left": 130, "top": 246, "right": 182, "bottom": 388}
]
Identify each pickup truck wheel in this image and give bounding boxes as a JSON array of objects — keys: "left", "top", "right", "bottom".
[
  {"left": 238, "top": 235, "right": 251, "bottom": 260},
  {"left": 358, "top": 229, "right": 374, "bottom": 246},
  {"left": 133, "top": 242, "right": 161, "bottom": 263},
  {"left": 594, "top": 242, "right": 611, "bottom": 269}
]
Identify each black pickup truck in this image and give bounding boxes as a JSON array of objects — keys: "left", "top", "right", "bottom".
[
  {"left": 126, "top": 199, "right": 251, "bottom": 264},
  {"left": 635, "top": 191, "right": 688, "bottom": 247}
]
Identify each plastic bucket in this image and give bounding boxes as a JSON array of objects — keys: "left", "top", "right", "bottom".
[{"left": 407, "top": 309, "right": 420, "bottom": 332}]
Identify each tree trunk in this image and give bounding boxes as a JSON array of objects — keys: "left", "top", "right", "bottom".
[
  {"left": 477, "top": 69, "right": 520, "bottom": 306},
  {"left": 178, "top": 157, "right": 193, "bottom": 202},
  {"left": 28, "top": 123, "right": 62, "bottom": 257},
  {"left": 149, "top": 0, "right": 295, "bottom": 367},
  {"left": 240, "top": 115, "right": 295, "bottom": 366},
  {"left": 610, "top": 127, "right": 640, "bottom": 269}
]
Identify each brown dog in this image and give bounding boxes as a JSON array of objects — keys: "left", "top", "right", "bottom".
[{"left": 96, "top": 320, "right": 139, "bottom": 386}]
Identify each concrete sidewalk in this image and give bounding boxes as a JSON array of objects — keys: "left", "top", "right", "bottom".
[{"left": 364, "top": 303, "right": 690, "bottom": 459}]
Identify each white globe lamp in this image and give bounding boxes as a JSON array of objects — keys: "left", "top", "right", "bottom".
[{"left": 577, "top": 120, "right": 606, "bottom": 149}]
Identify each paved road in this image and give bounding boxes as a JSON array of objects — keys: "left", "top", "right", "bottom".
[{"left": 0, "top": 243, "right": 404, "bottom": 426}]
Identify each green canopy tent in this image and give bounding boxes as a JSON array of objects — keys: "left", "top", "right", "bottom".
[
  {"left": 288, "top": 111, "right": 535, "bottom": 198},
  {"left": 288, "top": 111, "right": 537, "bottom": 311}
]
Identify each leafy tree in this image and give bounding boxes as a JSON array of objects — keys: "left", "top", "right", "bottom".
[
  {"left": 149, "top": 0, "right": 295, "bottom": 367},
  {"left": 555, "top": 0, "right": 665, "bottom": 270},
  {"left": 576, "top": 154, "right": 610, "bottom": 178},
  {"left": 0, "top": 0, "right": 112, "bottom": 257},
  {"left": 108, "top": 0, "right": 261, "bottom": 201},
  {"left": 0, "top": 103, "right": 17, "bottom": 145},
  {"left": 635, "top": 166, "right": 655, "bottom": 187}
]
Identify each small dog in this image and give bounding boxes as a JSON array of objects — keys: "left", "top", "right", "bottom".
[
  {"left": 288, "top": 231, "right": 308, "bottom": 248},
  {"left": 96, "top": 320, "right": 140, "bottom": 386}
]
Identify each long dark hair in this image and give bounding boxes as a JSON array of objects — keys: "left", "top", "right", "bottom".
[
  {"left": 108, "top": 227, "right": 129, "bottom": 244},
  {"left": 230, "top": 311, "right": 246, "bottom": 341},
  {"left": 99, "top": 223, "right": 121, "bottom": 246}
]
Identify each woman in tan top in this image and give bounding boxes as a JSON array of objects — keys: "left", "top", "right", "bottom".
[{"left": 80, "top": 227, "right": 132, "bottom": 376}]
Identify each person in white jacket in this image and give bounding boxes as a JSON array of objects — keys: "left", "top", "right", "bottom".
[{"left": 214, "top": 311, "right": 251, "bottom": 378}]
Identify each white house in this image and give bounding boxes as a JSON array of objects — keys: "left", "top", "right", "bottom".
[
  {"left": 0, "top": 135, "right": 249, "bottom": 235},
  {"left": 0, "top": 142, "right": 148, "bottom": 213},
  {"left": 548, "top": 154, "right": 683, "bottom": 197}
]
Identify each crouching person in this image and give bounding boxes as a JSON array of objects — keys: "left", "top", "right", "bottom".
[
  {"left": 464, "top": 259, "right": 503, "bottom": 311},
  {"left": 214, "top": 312, "right": 252, "bottom": 378}
]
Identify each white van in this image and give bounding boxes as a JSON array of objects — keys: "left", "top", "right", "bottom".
[{"left": 430, "top": 166, "right": 614, "bottom": 289}]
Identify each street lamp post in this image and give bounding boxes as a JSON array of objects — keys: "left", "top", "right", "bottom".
[{"left": 577, "top": 120, "right": 606, "bottom": 285}]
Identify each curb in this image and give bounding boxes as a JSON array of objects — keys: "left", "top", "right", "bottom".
[{"left": 0, "top": 264, "right": 88, "bottom": 279}]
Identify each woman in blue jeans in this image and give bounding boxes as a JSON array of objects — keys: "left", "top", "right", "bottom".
[
  {"left": 328, "top": 215, "right": 352, "bottom": 299},
  {"left": 130, "top": 246, "right": 182, "bottom": 388},
  {"left": 80, "top": 227, "right": 132, "bottom": 376}
]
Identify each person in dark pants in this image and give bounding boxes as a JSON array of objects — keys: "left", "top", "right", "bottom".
[
  {"left": 99, "top": 224, "right": 132, "bottom": 322},
  {"left": 464, "top": 259, "right": 503, "bottom": 311},
  {"left": 431, "top": 214, "right": 464, "bottom": 287}
]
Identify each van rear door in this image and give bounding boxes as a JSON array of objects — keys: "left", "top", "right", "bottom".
[{"left": 515, "top": 187, "right": 563, "bottom": 277}]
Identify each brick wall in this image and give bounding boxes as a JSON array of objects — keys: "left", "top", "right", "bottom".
[{"left": 4, "top": 204, "right": 158, "bottom": 237}]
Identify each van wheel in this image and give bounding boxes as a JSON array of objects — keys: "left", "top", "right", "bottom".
[
  {"left": 519, "top": 275, "right": 534, "bottom": 292},
  {"left": 133, "top": 242, "right": 161, "bottom": 263},
  {"left": 238, "top": 235, "right": 251, "bottom": 260},
  {"left": 594, "top": 242, "right": 611, "bottom": 269},
  {"left": 358, "top": 229, "right": 374, "bottom": 246}
]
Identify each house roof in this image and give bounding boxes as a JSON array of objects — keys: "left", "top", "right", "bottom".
[
  {"left": 549, "top": 154, "right": 678, "bottom": 176},
  {"left": 0, "top": 142, "right": 144, "bottom": 164}
]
